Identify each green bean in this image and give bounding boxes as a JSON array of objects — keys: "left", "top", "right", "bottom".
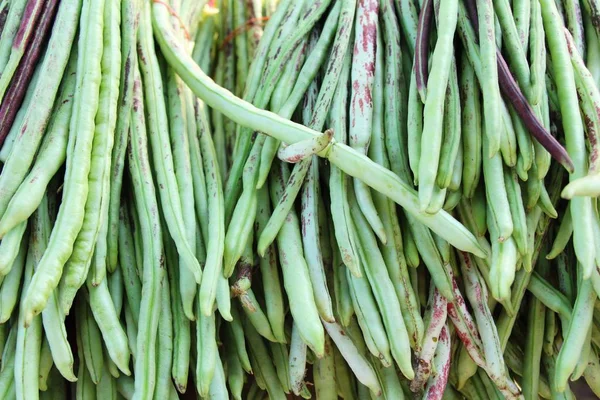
[
  {"left": 220, "top": 0, "right": 236, "bottom": 164},
  {"left": 166, "top": 69, "right": 197, "bottom": 321},
  {"left": 382, "top": 0, "right": 411, "bottom": 185},
  {"left": 504, "top": 169, "right": 528, "bottom": 257},
  {"left": 180, "top": 105, "right": 206, "bottom": 237},
  {"left": 106, "top": 0, "right": 139, "bottom": 274},
  {"left": 269, "top": 42, "right": 304, "bottom": 118},
  {"left": 105, "top": 347, "right": 119, "bottom": 379},
  {"left": 500, "top": 102, "right": 518, "bottom": 167},
  {"left": 326, "top": 48, "right": 361, "bottom": 278},
  {"left": 288, "top": 323, "right": 307, "bottom": 395},
  {"left": 230, "top": 0, "right": 247, "bottom": 95},
  {"left": 255, "top": 186, "right": 286, "bottom": 343},
  {"left": 543, "top": 353, "right": 576, "bottom": 400},
  {"left": 154, "top": 274, "right": 174, "bottom": 400},
  {"left": 0, "top": 225, "right": 27, "bottom": 322},
  {"left": 153, "top": 0, "right": 487, "bottom": 259},
  {"left": 417, "top": 0, "right": 457, "bottom": 209},
  {"left": 228, "top": 305, "right": 252, "bottom": 373},
  {"left": 207, "top": 351, "right": 228, "bottom": 400},
  {"left": 15, "top": 215, "right": 44, "bottom": 400},
  {"left": 127, "top": 38, "right": 163, "bottom": 399},
  {"left": 529, "top": 0, "right": 546, "bottom": 106},
  {"left": 86, "top": 278, "right": 130, "bottom": 375},
  {"left": 123, "top": 303, "right": 137, "bottom": 362},
  {"left": 138, "top": 0, "right": 202, "bottom": 286},
  {"left": 334, "top": 345, "right": 357, "bottom": 400},
  {"left": 407, "top": 69, "right": 423, "bottom": 185},
  {"left": 564, "top": 27, "right": 600, "bottom": 177},
  {"left": 346, "top": 268, "right": 392, "bottom": 366},
  {"left": 238, "top": 289, "right": 277, "bottom": 343},
  {"left": 349, "top": 0, "right": 387, "bottom": 242},
  {"left": 266, "top": 161, "right": 324, "bottom": 355},
  {"left": 197, "top": 98, "right": 226, "bottom": 317},
  {"left": 477, "top": 0, "right": 501, "bottom": 157},
  {"left": 544, "top": 308, "right": 557, "bottom": 356},
  {"left": 77, "top": 296, "right": 104, "bottom": 384},
  {"left": 332, "top": 240, "right": 354, "bottom": 327},
  {"left": 572, "top": 325, "right": 593, "bottom": 380},
  {"left": 165, "top": 238, "right": 190, "bottom": 394},
  {"left": 541, "top": 0, "right": 596, "bottom": 278},
  {"left": 482, "top": 133, "right": 514, "bottom": 242},
  {"left": 513, "top": 118, "right": 534, "bottom": 181},
  {"left": 555, "top": 267, "right": 597, "bottom": 391},
  {"left": 269, "top": 342, "right": 291, "bottom": 394},
  {"left": 494, "top": 0, "right": 532, "bottom": 98},
  {"left": 401, "top": 216, "right": 420, "bottom": 268},
  {"left": 223, "top": 137, "right": 259, "bottom": 276},
  {"left": 299, "top": 115, "right": 334, "bottom": 324},
  {"left": 42, "top": 274, "right": 76, "bottom": 381},
  {"left": 437, "top": 60, "right": 462, "bottom": 189},
  {"left": 564, "top": 0, "right": 586, "bottom": 57},
  {"left": 196, "top": 306, "right": 217, "bottom": 397},
  {"left": 225, "top": 335, "right": 244, "bottom": 400},
  {"left": 528, "top": 272, "right": 572, "bottom": 330},
  {"left": 406, "top": 217, "right": 455, "bottom": 300},
  {"left": 21, "top": 0, "right": 105, "bottom": 326},
  {"left": 0, "top": 53, "right": 77, "bottom": 237},
  {"left": 395, "top": 0, "right": 418, "bottom": 56},
  {"left": 244, "top": 317, "right": 287, "bottom": 400},
  {"left": 513, "top": 0, "right": 531, "bottom": 48},
  {"left": 90, "top": 0, "right": 122, "bottom": 285},
  {"left": 537, "top": 183, "right": 558, "bottom": 219},
  {"left": 323, "top": 320, "right": 382, "bottom": 396},
  {"left": 117, "top": 205, "right": 141, "bottom": 325},
  {"left": 522, "top": 296, "right": 545, "bottom": 400}
]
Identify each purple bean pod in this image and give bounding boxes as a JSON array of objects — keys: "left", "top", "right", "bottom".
[{"left": 10, "top": 0, "right": 46, "bottom": 53}]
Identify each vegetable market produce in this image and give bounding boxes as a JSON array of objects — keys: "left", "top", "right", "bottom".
[{"left": 3, "top": 0, "right": 600, "bottom": 398}]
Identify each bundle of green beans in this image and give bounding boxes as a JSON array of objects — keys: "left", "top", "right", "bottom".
[{"left": 1, "top": 0, "right": 600, "bottom": 398}]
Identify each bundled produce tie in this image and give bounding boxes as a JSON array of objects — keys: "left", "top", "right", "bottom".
[{"left": 1, "top": 0, "right": 600, "bottom": 398}]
